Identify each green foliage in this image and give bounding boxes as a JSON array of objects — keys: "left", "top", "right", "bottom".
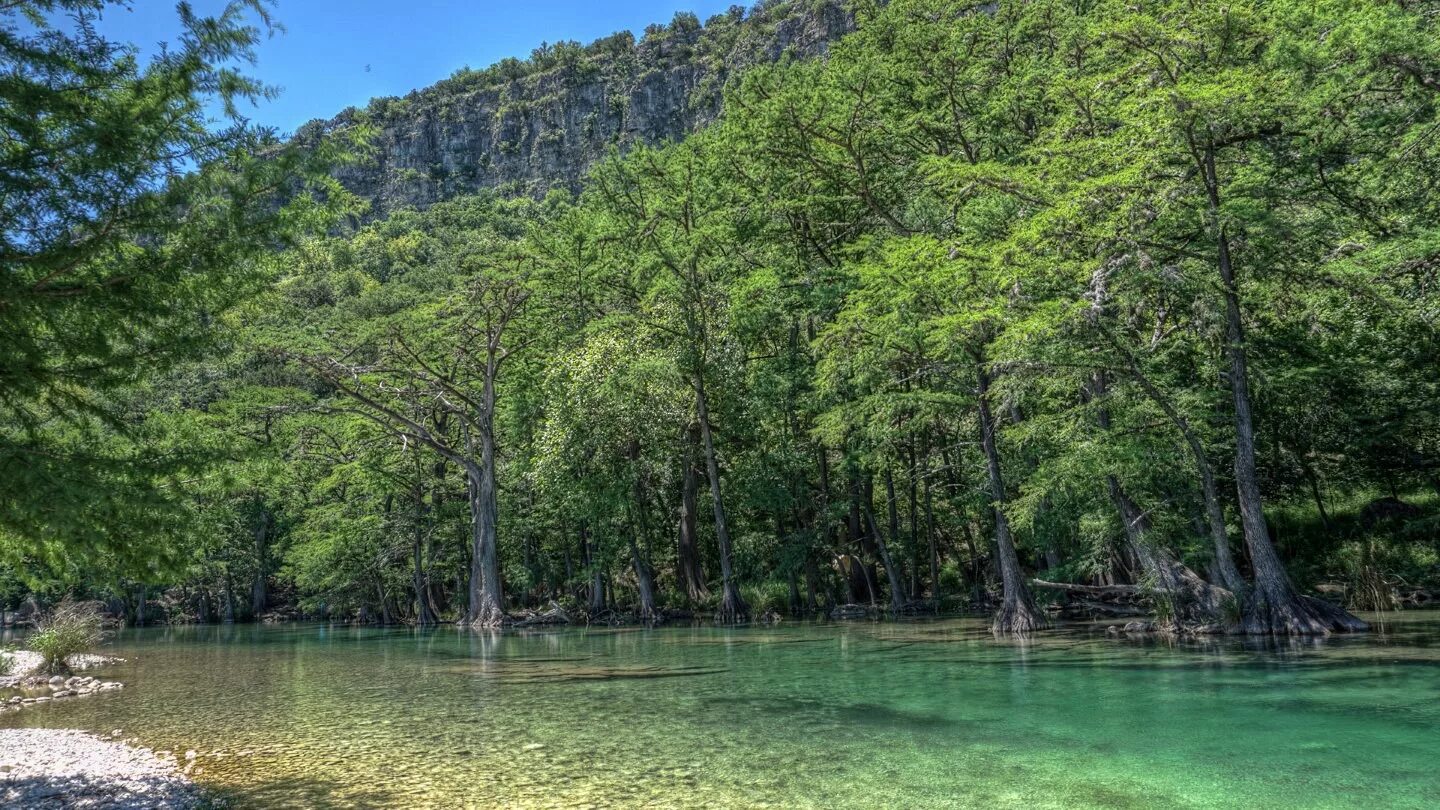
[
  {"left": 0, "top": 1, "right": 362, "bottom": 579},
  {"left": 741, "top": 581, "right": 790, "bottom": 616},
  {"left": 11, "top": 0, "right": 1440, "bottom": 625}
]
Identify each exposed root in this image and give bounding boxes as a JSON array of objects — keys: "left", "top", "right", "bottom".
[
  {"left": 1239, "top": 590, "right": 1368, "bottom": 636},
  {"left": 1300, "top": 596, "right": 1369, "bottom": 633},
  {"left": 991, "top": 596, "right": 1049, "bottom": 636},
  {"left": 714, "top": 583, "right": 749, "bottom": 625},
  {"left": 466, "top": 600, "right": 509, "bottom": 628}
]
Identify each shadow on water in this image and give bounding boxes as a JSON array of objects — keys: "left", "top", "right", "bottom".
[
  {"left": 202, "top": 773, "right": 404, "bottom": 810},
  {"left": 700, "top": 695, "right": 960, "bottom": 731},
  {"left": 495, "top": 665, "right": 729, "bottom": 684}
]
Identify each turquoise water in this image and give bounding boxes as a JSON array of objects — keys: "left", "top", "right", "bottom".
[{"left": 4, "top": 612, "right": 1439, "bottom": 808}]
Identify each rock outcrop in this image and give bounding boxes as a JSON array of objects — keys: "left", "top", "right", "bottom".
[{"left": 301, "top": 1, "right": 856, "bottom": 214}]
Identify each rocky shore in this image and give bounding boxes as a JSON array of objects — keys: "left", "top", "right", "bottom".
[
  {"left": 1, "top": 651, "right": 125, "bottom": 712},
  {"left": 0, "top": 729, "right": 202, "bottom": 809},
  {"left": 2, "top": 651, "right": 202, "bottom": 807}
]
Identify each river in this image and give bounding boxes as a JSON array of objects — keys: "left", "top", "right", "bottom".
[{"left": 5, "top": 612, "right": 1439, "bottom": 807}]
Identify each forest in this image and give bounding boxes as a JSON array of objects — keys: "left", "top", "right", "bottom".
[{"left": 5, "top": 0, "right": 1440, "bottom": 638}]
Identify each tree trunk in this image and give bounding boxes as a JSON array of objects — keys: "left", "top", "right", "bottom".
[
  {"left": 925, "top": 474, "right": 941, "bottom": 610},
  {"left": 864, "top": 502, "right": 907, "bottom": 614},
  {"left": 1297, "top": 452, "right": 1332, "bottom": 532},
  {"left": 804, "top": 557, "right": 821, "bottom": 613},
  {"left": 1109, "top": 478, "right": 1227, "bottom": 622},
  {"left": 1091, "top": 371, "right": 1229, "bottom": 622},
  {"left": 677, "top": 423, "right": 710, "bottom": 603},
  {"left": 581, "top": 523, "right": 606, "bottom": 615},
  {"left": 196, "top": 589, "right": 212, "bottom": 624},
  {"left": 696, "top": 378, "right": 746, "bottom": 623},
  {"left": 976, "top": 362, "right": 1047, "bottom": 635},
  {"left": 250, "top": 506, "right": 270, "bottom": 619},
  {"left": 629, "top": 470, "right": 661, "bottom": 623},
  {"left": 885, "top": 468, "right": 900, "bottom": 560},
  {"left": 1101, "top": 325, "right": 1246, "bottom": 593},
  {"left": 413, "top": 491, "right": 438, "bottom": 626},
  {"left": 628, "top": 533, "right": 658, "bottom": 623},
  {"left": 223, "top": 573, "right": 236, "bottom": 624},
  {"left": 465, "top": 457, "right": 505, "bottom": 627},
  {"left": 379, "top": 582, "right": 396, "bottom": 626},
  {"left": 1203, "top": 145, "right": 1363, "bottom": 634}
]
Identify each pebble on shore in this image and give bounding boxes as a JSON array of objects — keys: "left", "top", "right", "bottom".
[
  {"left": 2, "top": 650, "right": 126, "bottom": 711},
  {"left": 0, "top": 729, "right": 202, "bottom": 809}
]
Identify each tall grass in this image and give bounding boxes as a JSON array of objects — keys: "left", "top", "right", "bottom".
[{"left": 31, "top": 599, "right": 104, "bottom": 674}]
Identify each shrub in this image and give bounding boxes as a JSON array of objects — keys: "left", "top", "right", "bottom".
[
  {"left": 30, "top": 599, "right": 104, "bottom": 675},
  {"left": 1151, "top": 592, "right": 1177, "bottom": 626},
  {"left": 1220, "top": 593, "right": 1243, "bottom": 627},
  {"left": 741, "top": 580, "right": 790, "bottom": 615}
]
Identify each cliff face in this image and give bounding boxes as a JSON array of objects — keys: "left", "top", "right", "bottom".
[{"left": 313, "top": 1, "right": 854, "bottom": 214}]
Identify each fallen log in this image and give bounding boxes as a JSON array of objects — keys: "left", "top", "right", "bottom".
[{"left": 1030, "top": 579, "right": 1142, "bottom": 596}]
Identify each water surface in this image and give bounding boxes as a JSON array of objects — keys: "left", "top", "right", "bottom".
[{"left": 5, "top": 612, "right": 1439, "bottom": 808}]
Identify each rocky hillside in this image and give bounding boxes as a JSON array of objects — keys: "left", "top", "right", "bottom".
[{"left": 305, "top": 1, "right": 855, "bottom": 215}]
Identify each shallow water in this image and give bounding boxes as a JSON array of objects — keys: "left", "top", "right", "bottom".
[{"left": 4, "top": 612, "right": 1440, "bottom": 808}]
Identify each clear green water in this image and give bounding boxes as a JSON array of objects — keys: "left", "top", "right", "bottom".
[{"left": 5, "top": 612, "right": 1440, "bottom": 808}]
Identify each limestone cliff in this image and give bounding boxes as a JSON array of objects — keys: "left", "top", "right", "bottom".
[{"left": 305, "top": 1, "right": 855, "bottom": 215}]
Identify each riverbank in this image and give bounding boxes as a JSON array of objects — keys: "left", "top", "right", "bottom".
[{"left": 0, "top": 729, "right": 201, "bottom": 809}]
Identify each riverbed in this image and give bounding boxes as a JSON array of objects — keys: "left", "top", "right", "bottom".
[{"left": 4, "top": 612, "right": 1438, "bottom": 808}]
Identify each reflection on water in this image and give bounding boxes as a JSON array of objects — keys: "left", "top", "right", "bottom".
[{"left": 5, "top": 612, "right": 1440, "bottom": 808}]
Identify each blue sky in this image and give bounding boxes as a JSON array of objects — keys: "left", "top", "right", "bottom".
[{"left": 87, "top": 1, "right": 740, "bottom": 133}]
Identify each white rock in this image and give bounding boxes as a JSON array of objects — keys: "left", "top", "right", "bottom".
[{"left": 0, "top": 728, "right": 201, "bottom": 809}]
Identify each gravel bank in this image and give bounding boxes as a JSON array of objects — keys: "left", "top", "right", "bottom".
[
  {"left": 0, "top": 729, "right": 202, "bottom": 809},
  {"left": 2, "top": 651, "right": 118, "bottom": 686},
  {"left": 1, "top": 649, "right": 44, "bottom": 682}
]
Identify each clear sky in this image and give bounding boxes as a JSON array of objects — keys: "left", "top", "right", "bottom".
[{"left": 88, "top": 1, "right": 741, "bottom": 134}]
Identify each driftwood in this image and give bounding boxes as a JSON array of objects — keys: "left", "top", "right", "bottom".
[
  {"left": 511, "top": 602, "right": 571, "bottom": 627},
  {"left": 1030, "top": 579, "right": 1142, "bottom": 596},
  {"left": 830, "top": 603, "right": 878, "bottom": 620}
]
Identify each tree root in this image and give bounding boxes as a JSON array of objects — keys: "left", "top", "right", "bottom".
[
  {"left": 991, "top": 597, "right": 1049, "bottom": 636},
  {"left": 714, "top": 583, "right": 749, "bottom": 625},
  {"left": 466, "top": 600, "right": 509, "bottom": 628},
  {"left": 1239, "top": 591, "right": 1368, "bottom": 636}
]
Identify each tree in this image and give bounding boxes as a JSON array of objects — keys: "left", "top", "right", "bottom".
[{"left": 0, "top": 0, "right": 355, "bottom": 574}]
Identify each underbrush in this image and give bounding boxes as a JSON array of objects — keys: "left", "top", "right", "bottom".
[{"left": 1271, "top": 489, "right": 1440, "bottom": 608}]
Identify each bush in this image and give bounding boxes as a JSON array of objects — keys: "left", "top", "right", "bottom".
[
  {"left": 741, "top": 580, "right": 790, "bottom": 615},
  {"left": 0, "top": 645, "right": 12, "bottom": 676},
  {"left": 30, "top": 599, "right": 104, "bottom": 675}
]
